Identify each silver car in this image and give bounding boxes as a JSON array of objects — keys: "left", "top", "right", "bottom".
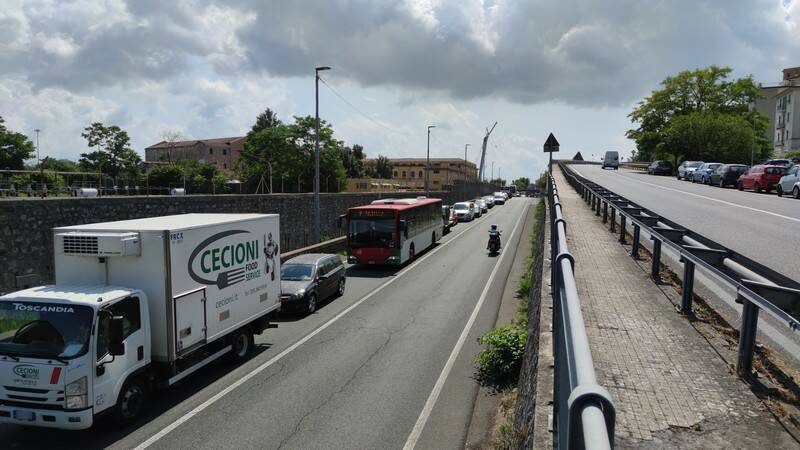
[
  {"left": 280, "top": 253, "right": 346, "bottom": 314},
  {"left": 777, "top": 165, "right": 800, "bottom": 198},
  {"left": 474, "top": 198, "right": 488, "bottom": 214},
  {"left": 453, "top": 202, "right": 474, "bottom": 221}
]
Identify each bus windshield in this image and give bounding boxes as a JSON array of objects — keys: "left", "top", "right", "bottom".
[
  {"left": 349, "top": 218, "right": 395, "bottom": 248},
  {"left": 0, "top": 301, "right": 94, "bottom": 360}
]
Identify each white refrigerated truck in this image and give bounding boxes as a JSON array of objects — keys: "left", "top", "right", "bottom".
[{"left": 0, "top": 214, "right": 281, "bottom": 429}]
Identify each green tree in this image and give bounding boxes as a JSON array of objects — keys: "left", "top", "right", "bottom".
[
  {"left": 341, "top": 144, "right": 366, "bottom": 178},
  {"left": 79, "top": 123, "right": 141, "bottom": 178},
  {"left": 40, "top": 157, "right": 81, "bottom": 172},
  {"left": 373, "top": 155, "right": 393, "bottom": 179},
  {"left": 627, "top": 66, "right": 771, "bottom": 162},
  {"left": 662, "top": 112, "right": 754, "bottom": 163},
  {"left": 237, "top": 115, "right": 346, "bottom": 193},
  {"left": 0, "top": 116, "right": 35, "bottom": 170},
  {"left": 250, "top": 108, "right": 282, "bottom": 135},
  {"left": 512, "top": 177, "right": 530, "bottom": 191}
]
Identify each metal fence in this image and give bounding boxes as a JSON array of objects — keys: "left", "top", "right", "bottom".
[
  {"left": 548, "top": 174, "right": 615, "bottom": 450},
  {"left": 559, "top": 162, "right": 800, "bottom": 378}
]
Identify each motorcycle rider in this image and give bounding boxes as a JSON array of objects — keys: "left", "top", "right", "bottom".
[{"left": 487, "top": 224, "right": 501, "bottom": 250}]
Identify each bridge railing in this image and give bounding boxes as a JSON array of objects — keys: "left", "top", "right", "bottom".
[
  {"left": 558, "top": 162, "right": 800, "bottom": 379},
  {"left": 548, "top": 174, "right": 615, "bottom": 450}
]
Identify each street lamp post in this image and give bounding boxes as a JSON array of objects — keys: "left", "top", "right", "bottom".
[
  {"left": 34, "top": 128, "right": 44, "bottom": 197},
  {"left": 464, "top": 145, "right": 469, "bottom": 182},
  {"left": 426, "top": 125, "right": 436, "bottom": 196},
  {"left": 491, "top": 161, "right": 495, "bottom": 183},
  {"left": 314, "top": 65, "right": 331, "bottom": 244}
]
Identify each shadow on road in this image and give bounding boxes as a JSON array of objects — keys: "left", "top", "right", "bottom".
[{"left": 1, "top": 344, "right": 273, "bottom": 450}]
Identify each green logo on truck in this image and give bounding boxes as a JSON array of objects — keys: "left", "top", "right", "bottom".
[{"left": 189, "top": 230, "right": 262, "bottom": 289}]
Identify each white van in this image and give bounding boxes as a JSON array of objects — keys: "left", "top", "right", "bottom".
[{"left": 602, "top": 151, "right": 619, "bottom": 170}]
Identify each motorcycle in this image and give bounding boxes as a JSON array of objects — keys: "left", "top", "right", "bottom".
[{"left": 487, "top": 233, "right": 501, "bottom": 255}]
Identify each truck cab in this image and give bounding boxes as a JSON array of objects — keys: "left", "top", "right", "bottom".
[{"left": 0, "top": 286, "right": 148, "bottom": 429}]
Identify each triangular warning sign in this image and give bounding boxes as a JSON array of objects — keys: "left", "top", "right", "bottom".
[{"left": 543, "top": 133, "right": 560, "bottom": 152}]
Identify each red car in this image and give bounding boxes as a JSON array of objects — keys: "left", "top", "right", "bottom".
[{"left": 737, "top": 165, "right": 787, "bottom": 193}]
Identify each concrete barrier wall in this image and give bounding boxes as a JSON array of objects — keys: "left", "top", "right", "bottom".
[{"left": 0, "top": 186, "right": 491, "bottom": 293}]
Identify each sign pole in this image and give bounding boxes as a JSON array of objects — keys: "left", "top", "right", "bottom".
[{"left": 543, "top": 132, "right": 560, "bottom": 174}]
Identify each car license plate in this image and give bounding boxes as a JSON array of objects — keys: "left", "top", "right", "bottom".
[{"left": 13, "top": 410, "right": 35, "bottom": 421}]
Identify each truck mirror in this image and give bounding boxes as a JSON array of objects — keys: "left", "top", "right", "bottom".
[{"left": 109, "top": 316, "right": 125, "bottom": 356}]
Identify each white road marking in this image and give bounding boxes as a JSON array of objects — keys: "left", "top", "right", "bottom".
[
  {"left": 587, "top": 167, "right": 800, "bottom": 224},
  {"left": 402, "top": 201, "right": 529, "bottom": 450},
  {"left": 134, "top": 202, "right": 516, "bottom": 450}
]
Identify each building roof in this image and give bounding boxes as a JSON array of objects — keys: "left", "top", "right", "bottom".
[
  {"left": 366, "top": 157, "right": 476, "bottom": 167},
  {"left": 146, "top": 136, "right": 245, "bottom": 150}
]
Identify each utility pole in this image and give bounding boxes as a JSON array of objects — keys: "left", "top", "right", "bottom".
[
  {"left": 478, "top": 122, "right": 497, "bottom": 182},
  {"left": 314, "top": 65, "right": 331, "bottom": 243},
  {"left": 426, "top": 125, "right": 436, "bottom": 196},
  {"left": 34, "top": 128, "right": 44, "bottom": 198},
  {"left": 491, "top": 161, "right": 495, "bottom": 182}
]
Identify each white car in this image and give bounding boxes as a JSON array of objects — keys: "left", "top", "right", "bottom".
[
  {"left": 777, "top": 165, "right": 800, "bottom": 198},
  {"left": 453, "top": 202, "right": 475, "bottom": 221},
  {"left": 483, "top": 195, "right": 495, "bottom": 208},
  {"left": 493, "top": 192, "right": 506, "bottom": 205},
  {"left": 474, "top": 198, "right": 488, "bottom": 214}
]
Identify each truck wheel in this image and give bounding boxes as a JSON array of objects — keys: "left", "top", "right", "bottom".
[
  {"left": 116, "top": 377, "right": 148, "bottom": 425},
  {"left": 230, "top": 328, "right": 254, "bottom": 362}
]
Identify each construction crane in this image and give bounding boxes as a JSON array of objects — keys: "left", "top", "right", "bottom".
[{"left": 478, "top": 121, "right": 497, "bottom": 182}]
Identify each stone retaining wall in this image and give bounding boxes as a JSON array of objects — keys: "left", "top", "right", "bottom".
[{"left": 0, "top": 187, "right": 490, "bottom": 293}]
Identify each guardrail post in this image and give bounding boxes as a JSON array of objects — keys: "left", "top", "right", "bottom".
[
  {"left": 602, "top": 201, "right": 608, "bottom": 224},
  {"left": 595, "top": 197, "right": 601, "bottom": 216},
  {"left": 631, "top": 224, "right": 640, "bottom": 259},
  {"left": 680, "top": 257, "right": 695, "bottom": 314},
  {"left": 650, "top": 237, "right": 662, "bottom": 283},
  {"left": 619, "top": 215, "right": 627, "bottom": 244},
  {"left": 610, "top": 208, "right": 616, "bottom": 233},
  {"left": 736, "top": 297, "right": 760, "bottom": 377}
]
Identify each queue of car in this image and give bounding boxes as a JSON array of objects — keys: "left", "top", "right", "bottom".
[{"left": 646, "top": 158, "right": 800, "bottom": 199}]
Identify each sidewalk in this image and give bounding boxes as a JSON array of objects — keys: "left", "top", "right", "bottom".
[{"left": 551, "top": 166, "right": 797, "bottom": 448}]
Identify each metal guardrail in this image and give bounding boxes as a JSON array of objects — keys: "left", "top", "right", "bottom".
[
  {"left": 548, "top": 175, "right": 615, "bottom": 450},
  {"left": 559, "top": 162, "right": 800, "bottom": 378},
  {"left": 620, "top": 162, "right": 649, "bottom": 171}
]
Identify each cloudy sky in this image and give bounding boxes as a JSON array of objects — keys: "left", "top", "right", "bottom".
[{"left": 1, "top": 0, "right": 799, "bottom": 181}]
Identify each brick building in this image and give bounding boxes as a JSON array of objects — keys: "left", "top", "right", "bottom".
[{"left": 145, "top": 136, "right": 246, "bottom": 170}]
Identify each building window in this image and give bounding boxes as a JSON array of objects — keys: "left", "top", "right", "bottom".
[
  {"left": 433, "top": 170, "right": 440, "bottom": 174},
  {"left": 223, "top": 163, "right": 227, "bottom": 169},
  {"left": 209, "top": 148, "right": 213, "bottom": 155},
  {"left": 418, "top": 171, "right": 423, "bottom": 177},
  {"left": 223, "top": 148, "right": 228, "bottom": 155},
  {"left": 393, "top": 171, "right": 398, "bottom": 177},
  {"left": 402, "top": 171, "right": 406, "bottom": 177}
]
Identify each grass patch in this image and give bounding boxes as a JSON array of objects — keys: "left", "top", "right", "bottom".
[{"left": 514, "top": 199, "right": 544, "bottom": 327}]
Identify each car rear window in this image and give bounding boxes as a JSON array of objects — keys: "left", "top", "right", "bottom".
[
  {"left": 766, "top": 167, "right": 786, "bottom": 174},
  {"left": 729, "top": 166, "right": 747, "bottom": 172}
]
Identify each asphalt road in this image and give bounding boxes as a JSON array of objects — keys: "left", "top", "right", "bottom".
[
  {"left": 571, "top": 165, "right": 800, "bottom": 281},
  {"left": 3, "top": 197, "right": 531, "bottom": 450}
]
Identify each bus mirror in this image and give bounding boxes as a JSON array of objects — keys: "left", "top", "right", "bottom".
[{"left": 337, "top": 214, "right": 346, "bottom": 229}]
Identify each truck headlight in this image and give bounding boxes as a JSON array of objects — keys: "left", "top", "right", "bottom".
[{"left": 65, "top": 377, "right": 88, "bottom": 410}]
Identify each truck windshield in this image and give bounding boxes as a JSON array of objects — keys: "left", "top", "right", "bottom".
[
  {"left": 0, "top": 301, "right": 94, "bottom": 359},
  {"left": 349, "top": 218, "right": 395, "bottom": 248}
]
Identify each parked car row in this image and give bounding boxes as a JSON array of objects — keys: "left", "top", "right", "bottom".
[
  {"left": 449, "top": 191, "right": 511, "bottom": 223},
  {"left": 647, "top": 158, "right": 799, "bottom": 198}
]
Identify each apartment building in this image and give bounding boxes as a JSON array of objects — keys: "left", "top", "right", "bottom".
[{"left": 145, "top": 136, "right": 245, "bottom": 170}]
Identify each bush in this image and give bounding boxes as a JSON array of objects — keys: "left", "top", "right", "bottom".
[{"left": 475, "top": 325, "right": 526, "bottom": 390}]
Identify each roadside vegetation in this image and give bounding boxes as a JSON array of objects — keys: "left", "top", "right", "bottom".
[{"left": 474, "top": 198, "right": 544, "bottom": 449}]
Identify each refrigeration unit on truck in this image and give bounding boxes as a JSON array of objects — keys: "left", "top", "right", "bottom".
[{"left": 0, "top": 213, "right": 281, "bottom": 429}]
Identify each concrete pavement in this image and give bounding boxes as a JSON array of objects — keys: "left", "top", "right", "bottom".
[
  {"left": 550, "top": 166, "right": 797, "bottom": 448},
  {"left": 2, "top": 197, "right": 532, "bottom": 450}
]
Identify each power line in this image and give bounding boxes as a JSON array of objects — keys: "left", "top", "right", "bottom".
[{"left": 318, "top": 77, "right": 405, "bottom": 137}]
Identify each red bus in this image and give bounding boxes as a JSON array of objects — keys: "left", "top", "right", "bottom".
[{"left": 343, "top": 197, "right": 443, "bottom": 265}]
